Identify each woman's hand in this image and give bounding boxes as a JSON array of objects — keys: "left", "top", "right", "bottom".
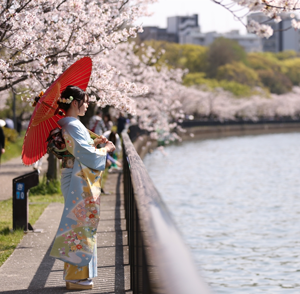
[
  {"left": 94, "top": 136, "right": 108, "bottom": 146},
  {"left": 105, "top": 141, "right": 116, "bottom": 153},
  {"left": 1, "top": 148, "right": 5, "bottom": 154}
]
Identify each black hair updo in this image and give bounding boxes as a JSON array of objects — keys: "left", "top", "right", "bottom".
[{"left": 57, "top": 85, "right": 88, "bottom": 111}]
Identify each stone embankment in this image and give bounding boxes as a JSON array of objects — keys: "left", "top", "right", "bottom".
[
  {"left": 179, "top": 121, "right": 300, "bottom": 141},
  {"left": 132, "top": 121, "right": 300, "bottom": 158}
]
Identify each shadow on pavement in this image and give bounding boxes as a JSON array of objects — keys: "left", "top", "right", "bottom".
[{"left": 114, "top": 173, "right": 125, "bottom": 294}]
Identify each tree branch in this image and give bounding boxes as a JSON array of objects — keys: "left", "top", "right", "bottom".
[
  {"left": 0, "top": 76, "right": 28, "bottom": 92},
  {"left": 56, "top": 0, "right": 68, "bottom": 11}
]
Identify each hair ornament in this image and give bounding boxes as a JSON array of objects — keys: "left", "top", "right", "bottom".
[
  {"left": 32, "top": 91, "right": 44, "bottom": 107},
  {"left": 59, "top": 95, "right": 73, "bottom": 104}
]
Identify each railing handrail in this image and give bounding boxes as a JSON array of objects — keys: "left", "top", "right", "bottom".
[{"left": 122, "top": 132, "right": 213, "bottom": 294}]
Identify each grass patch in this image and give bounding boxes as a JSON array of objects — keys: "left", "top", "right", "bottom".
[
  {"left": 102, "top": 168, "right": 109, "bottom": 187},
  {"left": 1, "top": 132, "right": 25, "bottom": 163},
  {"left": 0, "top": 194, "right": 64, "bottom": 267},
  {"left": 29, "top": 176, "right": 61, "bottom": 195}
]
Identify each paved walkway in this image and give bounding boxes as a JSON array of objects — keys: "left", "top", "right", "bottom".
[
  {"left": 0, "top": 155, "right": 48, "bottom": 201},
  {"left": 0, "top": 167, "right": 131, "bottom": 293}
]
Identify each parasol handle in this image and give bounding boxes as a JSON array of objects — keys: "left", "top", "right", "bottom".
[
  {"left": 87, "top": 129, "right": 109, "bottom": 146},
  {"left": 87, "top": 128, "right": 106, "bottom": 140},
  {"left": 87, "top": 128, "right": 100, "bottom": 138}
]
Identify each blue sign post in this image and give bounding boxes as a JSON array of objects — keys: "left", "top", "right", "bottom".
[
  {"left": 16, "top": 183, "right": 25, "bottom": 200},
  {"left": 13, "top": 171, "right": 39, "bottom": 231}
]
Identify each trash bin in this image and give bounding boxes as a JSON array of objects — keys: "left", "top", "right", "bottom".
[{"left": 13, "top": 170, "right": 39, "bottom": 231}]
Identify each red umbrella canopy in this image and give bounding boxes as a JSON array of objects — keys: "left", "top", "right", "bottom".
[{"left": 22, "top": 57, "right": 93, "bottom": 165}]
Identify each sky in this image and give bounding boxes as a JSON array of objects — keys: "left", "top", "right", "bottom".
[{"left": 137, "top": 0, "right": 248, "bottom": 35}]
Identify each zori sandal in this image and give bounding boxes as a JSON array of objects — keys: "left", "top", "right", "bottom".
[{"left": 66, "top": 279, "right": 93, "bottom": 290}]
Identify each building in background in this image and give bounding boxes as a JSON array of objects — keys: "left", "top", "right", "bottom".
[
  {"left": 182, "top": 29, "right": 262, "bottom": 52},
  {"left": 140, "top": 26, "right": 178, "bottom": 43},
  {"left": 139, "top": 14, "right": 262, "bottom": 52},
  {"left": 140, "top": 14, "right": 199, "bottom": 44},
  {"left": 168, "top": 14, "right": 199, "bottom": 43},
  {"left": 247, "top": 12, "right": 300, "bottom": 52}
]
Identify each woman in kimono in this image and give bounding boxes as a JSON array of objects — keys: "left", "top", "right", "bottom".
[{"left": 49, "top": 85, "right": 115, "bottom": 290}]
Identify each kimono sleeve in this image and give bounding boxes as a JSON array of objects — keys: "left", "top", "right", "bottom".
[{"left": 63, "top": 122, "right": 107, "bottom": 171}]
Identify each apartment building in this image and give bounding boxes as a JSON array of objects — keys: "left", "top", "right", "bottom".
[{"left": 139, "top": 14, "right": 262, "bottom": 52}]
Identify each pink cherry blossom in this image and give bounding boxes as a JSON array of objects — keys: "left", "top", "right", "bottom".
[{"left": 0, "top": 0, "right": 156, "bottom": 113}]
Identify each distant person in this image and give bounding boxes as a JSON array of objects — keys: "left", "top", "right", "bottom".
[
  {"left": 89, "top": 109, "right": 106, "bottom": 136},
  {"left": 0, "top": 123, "right": 5, "bottom": 164},
  {"left": 103, "top": 126, "right": 121, "bottom": 156},
  {"left": 103, "top": 126, "right": 122, "bottom": 171},
  {"left": 5, "top": 118, "right": 14, "bottom": 129},
  {"left": 117, "top": 112, "right": 126, "bottom": 135},
  {"left": 103, "top": 113, "right": 113, "bottom": 131},
  {"left": 0, "top": 119, "right": 5, "bottom": 128},
  {"left": 16, "top": 118, "right": 22, "bottom": 134}
]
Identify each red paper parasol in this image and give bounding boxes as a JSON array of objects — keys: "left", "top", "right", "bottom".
[{"left": 22, "top": 57, "right": 92, "bottom": 165}]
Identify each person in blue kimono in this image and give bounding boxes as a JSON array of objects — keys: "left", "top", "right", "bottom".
[{"left": 49, "top": 85, "right": 115, "bottom": 290}]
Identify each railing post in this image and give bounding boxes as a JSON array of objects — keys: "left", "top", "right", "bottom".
[
  {"left": 123, "top": 146, "right": 133, "bottom": 291},
  {"left": 142, "top": 242, "right": 151, "bottom": 294},
  {"left": 123, "top": 146, "right": 129, "bottom": 230}
]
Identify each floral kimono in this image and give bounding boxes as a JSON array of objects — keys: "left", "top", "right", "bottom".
[{"left": 50, "top": 117, "right": 107, "bottom": 279}]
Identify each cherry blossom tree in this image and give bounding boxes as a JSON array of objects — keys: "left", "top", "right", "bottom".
[
  {"left": 104, "top": 42, "right": 186, "bottom": 142},
  {"left": 0, "top": 0, "right": 156, "bottom": 112},
  {"left": 179, "top": 85, "right": 300, "bottom": 122},
  {"left": 212, "top": 0, "right": 300, "bottom": 38}
]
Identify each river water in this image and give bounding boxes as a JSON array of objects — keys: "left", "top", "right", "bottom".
[{"left": 143, "top": 133, "right": 300, "bottom": 294}]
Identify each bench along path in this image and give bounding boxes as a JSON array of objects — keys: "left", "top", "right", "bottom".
[{"left": 0, "top": 171, "right": 131, "bottom": 293}]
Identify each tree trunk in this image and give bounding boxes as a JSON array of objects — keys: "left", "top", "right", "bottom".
[{"left": 46, "top": 153, "right": 59, "bottom": 180}]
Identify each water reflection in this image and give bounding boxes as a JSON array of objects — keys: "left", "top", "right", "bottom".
[{"left": 143, "top": 133, "right": 300, "bottom": 293}]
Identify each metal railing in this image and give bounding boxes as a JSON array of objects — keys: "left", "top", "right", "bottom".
[{"left": 122, "top": 132, "right": 213, "bottom": 294}]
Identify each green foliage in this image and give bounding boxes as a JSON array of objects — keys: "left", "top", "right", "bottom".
[
  {"left": 247, "top": 52, "right": 281, "bottom": 71},
  {"left": 216, "top": 62, "right": 260, "bottom": 87},
  {"left": 143, "top": 40, "right": 182, "bottom": 68},
  {"left": 0, "top": 88, "right": 33, "bottom": 121},
  {"left": 180, "top": 44, "right": 208, "bottom": 73},
  {"left": 183, "top": 72, "right": 253, "bottom": 97},
  {"left": 144, "top": 40, "right": 300, "bottom": 96},
  {"left": 280, "top": 58, "right": 300, "bottom": 85},
  {"left": 29, "top": 176, "right": 61, "bottom": 195},
  {"left": 1, "top": 130, "right": 24, "bottom": 163},
  {"left": 183, "top": 72, "right": 212, "bottom": 88},
  {"left": 246, "top": 52, "right": 299, "bottom": 91},
  {"left": 207, "top": 37, "right": 247, "bottom": 78},
  {"left": 257, "top": 69, "right": 293, "bottom": 94},
  {"left": 3, "top": 127, "right": 18, "bottom": 144},
  {"left": 275, "top": 50, "right": 299, "bottom": 60},
  {"left": 218, "top": 80, "right": 252, "bottom": 97},
  {"left": 144, "top": 40, "right": 208, "bottom": 72}
]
